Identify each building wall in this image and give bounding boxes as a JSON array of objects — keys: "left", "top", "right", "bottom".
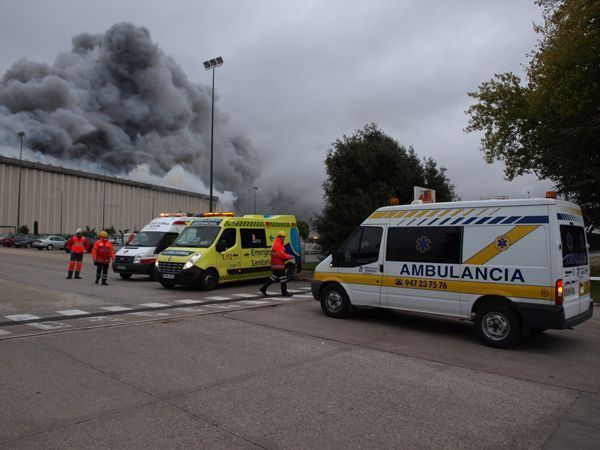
[{"left": 0, "top": 159, "right": 214, "bottom": 234}]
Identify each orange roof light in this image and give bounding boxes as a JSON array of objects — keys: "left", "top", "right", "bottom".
[
  {"left": 545, "top": 191, "right": 557, "bottom": 199},
  {"left": 202, "top": 212, "right": 235, "bottom": 217},
  {"left": 159, "top": 212, "right": 188, "bottom": 217}
]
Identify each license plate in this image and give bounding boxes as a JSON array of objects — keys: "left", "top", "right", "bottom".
[
  {"left": 163, "top": 274, "right": 175, "bottom": 279},
  {"left": 117, "top": 265, "right": 126, "bottom": 270}
]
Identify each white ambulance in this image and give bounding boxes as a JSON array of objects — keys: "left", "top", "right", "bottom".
[
  {"left": 112, "top": 214, "right": 193, "bottom": 280},
  {"left": 312, "top": 195, "right": 593, "bottom": 348}
]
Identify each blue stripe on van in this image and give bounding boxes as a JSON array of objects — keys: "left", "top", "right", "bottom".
[
  {"left": 452, "top": 217, "right": 464, "bottom": 225},
  {"left": 516, "top": 216, "right": 549, "bottom": 224},
  {"left": 501, "top": 216, "right": 521, "bottom": 224},
  {"left": 488, "top": 216, "right": 505, "bottom": 224},
  {"left": 475, "top": 217, "right": 491, "bottom": 224},
  {"left": 439, "top": 218, "right": 451, "bottom": 225},
  {"left": 428, "top": 218, "right": 439, "bottom": 225},
  {"left": 417, "top": 218, "right": 429, "bottom": 225},
  {"left": 463, "top": 217, "right": 477, "bottom": 225}
]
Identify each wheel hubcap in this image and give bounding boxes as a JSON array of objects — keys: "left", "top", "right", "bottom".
[
  {"left": 482, "top": 312, "right": 510, "bottom": 341},
  {"left": 325, "top": 291, "right": 343, "bottom": 312}
]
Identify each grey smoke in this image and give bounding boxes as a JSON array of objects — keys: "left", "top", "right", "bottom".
[{"left": 0, "top": 22, "right": 260, "bottom": 210}]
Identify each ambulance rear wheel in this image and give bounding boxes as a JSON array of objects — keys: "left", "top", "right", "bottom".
[
  {"left": 320, "top": 285, "right": 350, "bottom": 318},
  {"left": 200, "top": 269, "right": 219, "bottom": 291},
  {"left": 119, "top": 273, "right": 132, "bottom": 280},
  {"left": 475, "top": 303, "right": 521, "bottom": 349}
]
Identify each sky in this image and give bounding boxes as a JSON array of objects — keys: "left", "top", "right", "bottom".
[{"left": 0, "top": 0, "right": 554, "bottom": 220}]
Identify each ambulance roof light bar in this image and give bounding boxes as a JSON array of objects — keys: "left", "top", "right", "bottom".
[
  {"left": 159, "top": 212, "right": 189, "bottom": 217},
  {"left": 202, "top": 212, "right": 235, "bottom": 217}
]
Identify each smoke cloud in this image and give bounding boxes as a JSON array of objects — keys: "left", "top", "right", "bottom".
[{"left": 0, "top": 22, "right": 259, "bottom": 211}]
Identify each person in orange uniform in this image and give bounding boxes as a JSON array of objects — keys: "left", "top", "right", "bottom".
[
  {"left": 66, "top": 228, "right": 90, "bottom": 279},
  {"left": 92, "top": 231, "right": 115, "bottom": 285},
  {"left": 260, "top": 230, "right": 294, "bottom": 297}
]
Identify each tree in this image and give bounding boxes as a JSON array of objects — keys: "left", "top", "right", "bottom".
[
  {"left": 313, "top": 124, "right": 457, "bottom": 254},
  {"left": 297, "top": 220, "right": 309, "bottom": 239},
  {"left": 18, "top": 224, "right": 29, "bottom": 234},
  {"left": 466, "top": 0, "right": 600, "bottom": 230}
]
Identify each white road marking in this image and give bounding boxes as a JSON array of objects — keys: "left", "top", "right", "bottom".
[
  {"left": 175, "top": 299, "right": 203, "bottom": 305},
  {"left": 56, "top": 309, "right": 89, "bottom": 316},
  {"left": 206, "top": 304, "right": 239, "bottom": 309},
  {"left": 179, "top": 307, "right": 207, "bottom": 312},
  {"left": 0, "top": 329, "right": 11, "bottom": 335},
  {"left": 239, "top": 300, "right": 269, "bottom": 305},
  {"left": 129, "top": 311, "right": 170, "bottom": 317},
  {"left": 299, "top": 287, "right": 312, "bottom": 291},
  {"left": 287, "top": 289, "right": 303, "bottom": 293},
  {"left": 269, "top": 297, "right": 295, "bottom": 301},
  {"left": 87, "top": 316, "right": 125, "bottom": 323},
  {"left": 293, "top": 294, "right": 313, "bottom": 298},
  {"left": 204, "top": 296, "right": 232, "bottom": 301},
  {"left": 231, "top": 293, "right": 256, "bottom": 298},
  {"left": 102, "top": 306, "right": 133, "bottom": 312},
  {"left": 6, "top": 314, "right": 41, "bottom": 322},
  {"left": 140, "top": 303, "right": 170, "bottom": 308},
  {"left": 28, "top": 322, "right": 71, "bottom": 330}
]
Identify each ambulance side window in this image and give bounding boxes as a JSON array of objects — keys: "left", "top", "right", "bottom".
[
  {"left": 241, "top": 229, "right": 267, "bottom": 248},
  {"left": 336, "top": 226, "right": 383, "bottom": 267},
  {"left": 220, "top": 228, "right": 237, "bottom": 249},
  {"left": 386, "top": 226, "right": 462, "bottom": 264}
]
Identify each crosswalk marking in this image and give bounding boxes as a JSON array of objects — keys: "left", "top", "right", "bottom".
[
  {"left": 231, "top": 293, "right": 256, "bottom": 298},
  {"left": 56, "top": 309, "right": 89, "bottom": 316},
  {"left": 175, "top": 299, "right": 203, "bottom": 305},
  {"left": 27, "top": 322, "right": 71, "bottom": 331},
  {"left": 0, "top": 329, "right": 11, "bottom": 336},
  {"left": 140, "top": 303, "right": 170, "bottom": 308},
  {"left": 102, "top": 306, "right": 133, "bottom": 312},
  {"left": 206, "top": 304, "right": 239, "bottom": 309},
  {"left": 6, "top": 314, "right": 40, "bottom": 321},
  {"left": 293, "top": 294, "right": 313, "bottom": 298},
  {"left": 239, "top": 300, "right": 270, "bottom": 305},
  {"left": 205, "top": 296, "right": 232, "bottom": 301}
]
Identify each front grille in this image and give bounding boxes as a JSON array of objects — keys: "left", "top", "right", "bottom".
[
  {"left": 116, "top": 255, "right": 134, "bottom": 264},
  {"left": 158, "top": 262, "right": 184, "bottom": 273}
]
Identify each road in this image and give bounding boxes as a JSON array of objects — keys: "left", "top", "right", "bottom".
[{"left": 1, "top": 246, "right": 599, "bottom": 448}]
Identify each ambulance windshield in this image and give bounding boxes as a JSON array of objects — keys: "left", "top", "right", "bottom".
[
  {"left": 130, "top": 231, "right": 164, "bottom": 247},
  {"left": 174, "top": 226, "right": 220, "bottom": 248}
]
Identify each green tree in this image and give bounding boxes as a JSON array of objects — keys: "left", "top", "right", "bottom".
[
  {"left": 297, "top": 220, "right": 309, "bottom": 239},
  {"left": 313, "top": 124, "right": 457, "bottom": 254},
  {"left": 466, "top": 0, "right": 600, "bottom": 230}
]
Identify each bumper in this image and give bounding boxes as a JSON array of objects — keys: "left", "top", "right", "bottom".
[
  {"left": 311, "top": 280, "right": 322, "bottom": 301},
  {"left": 157, "top": 266, "right": 203, "bottom": 285},
  {"left": 517, "top": 302, "right": 593, "bottom": 330},
  {"left": 112, "top": 262, "right": 154, "bottom": 275}
]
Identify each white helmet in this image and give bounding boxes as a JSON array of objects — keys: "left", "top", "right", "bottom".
[{"left": 76, "top": 228, "right": 84, "bottom": 234}]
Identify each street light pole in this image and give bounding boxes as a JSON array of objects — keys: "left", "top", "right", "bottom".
[
  {"left": 253, "top": 186, "right": 258, "bottom": 214},
  {"left": 203, "top": 56, "right": 224, "bottom": 212},
  {"left": 56, "top": 188, "right": 63, "bottom": 234},
  {"left": 16, "top": 131, "right": 26, "bottom": 232}
]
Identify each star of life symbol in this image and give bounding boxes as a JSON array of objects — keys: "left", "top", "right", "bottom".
[
  {"left": 415, "top": 236, "right": 431, "bottom": 254},
  {"left": 494, "top": 235, "right": 511, "bottom": 251}
]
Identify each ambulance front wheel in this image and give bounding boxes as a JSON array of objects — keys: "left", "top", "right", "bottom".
[
  {"left": 200, "top": 268, "right": 219, "bottom": 291},
  {"left": 475, "top": 303, "right": 521, "bottom": 349},
  {"left": 320, "top": 284, "right": 350, "bottom": 318}
]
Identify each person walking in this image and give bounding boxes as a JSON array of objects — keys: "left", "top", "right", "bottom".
[
  {"left": 92, "top": 231, "right": 115, "bottom": 285},
  {"left": 66, "top": 228, "right": 90, "bottom": 279},
  {"left": 260, "top": 230, "right": 294, "bottom": 297}
]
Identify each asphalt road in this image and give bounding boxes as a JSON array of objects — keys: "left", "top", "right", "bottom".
[{"left": 1, "top": 246, "right": 599, "bottom": 448}]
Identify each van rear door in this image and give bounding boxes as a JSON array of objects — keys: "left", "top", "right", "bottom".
[{"left": 559, "top": 224, "right": 590, "bottom": 317}]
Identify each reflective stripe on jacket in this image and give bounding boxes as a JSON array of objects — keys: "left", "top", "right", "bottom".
[
  {"left": 92, "top": 239, "right": 115, "bottom": 264},
  {"left": 270, "top": 238, "right": 292, "bottom": 270},
  {"left": 67, "top": 236, "right": 89, "bottom": 254}
]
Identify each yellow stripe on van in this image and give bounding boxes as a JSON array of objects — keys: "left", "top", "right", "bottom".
[
  {"left": 451, "top": 209, "right": 463, "bottom": 217},
  {"left": 404, "top": 210, "right": 419, "bottom": 218},
  {"left": 416, "top": 210, "right": 430, "bottom": 217},
  {"left": 463, "top": 208, "right": 475, "bottom": 216},
  {"left": 313, "top": 272, "right": 381, "bottom": 286},
  {"left": 369, "top": 211, "right": 387, "bottom": 219},
  {"left": 464, "top": 225, "right": 539, "bottom": 265},
  {"left": 392, "top": 211, "right": 408, "bottom": 218},
  {"left": 427, "top": 210, "right": 438, "bottom": 217},
  {"left": 437, "top": 209, "right": 450, "bottom": 217}
]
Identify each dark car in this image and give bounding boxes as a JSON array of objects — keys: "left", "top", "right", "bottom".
[
  {"left": 14, "top": 234, "right": 44, "bottom": 248},
  {"left": 1, "top": 233, "right": 16, "bottom": 247}
]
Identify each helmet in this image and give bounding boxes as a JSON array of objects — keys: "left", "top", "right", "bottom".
[
  {"left": 99, "top": 231, "right": 108, "bottom": 238},
  {"left": 277, "top": 231, "right": 286, "bottom": 238},
  {"left": 76, "top": 228, "right": 83, "bottom": 235}
]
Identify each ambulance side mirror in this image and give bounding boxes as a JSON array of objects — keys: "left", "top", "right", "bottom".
[{"left": 216, "top": 240, "right": 227, "bottom": 252}]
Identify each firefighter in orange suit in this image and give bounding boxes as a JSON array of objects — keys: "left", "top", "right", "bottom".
[
  {"left": 92, "top": 231, "right": 115, "bottom": 285},
  {"left": 260, "top": 231, "right": 294, "bottom": 297},
  {"left": 66, "top": 228, "right": 90, "bottom": 279}
]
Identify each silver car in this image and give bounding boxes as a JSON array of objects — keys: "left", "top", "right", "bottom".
[{"left": 33, "top": 235, "right": 67, "bottom": 250}]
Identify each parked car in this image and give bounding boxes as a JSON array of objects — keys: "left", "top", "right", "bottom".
[
  {"left": 14, "top": 234, "right": 45, "bottom": 248},
  {"left": 33, "top": 235, "right": 67, "bottom": 250},
  {"left": 1, "top": 233, "right": 16, "bottom": 247}
]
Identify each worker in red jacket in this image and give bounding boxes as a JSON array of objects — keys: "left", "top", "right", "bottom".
[
  {"left": 260, "top": 230, "right": 294, "bottom": 297},
  {"left": 66, "top": 228, "right": 90, "bottom": 279},
  {"left": 92, "top": 231, "right": 115, "bottom": 285}
]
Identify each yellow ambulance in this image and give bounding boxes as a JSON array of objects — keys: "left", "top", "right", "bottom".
[{"left": 155, "top": 213, "right": 302, "bottom": 290}]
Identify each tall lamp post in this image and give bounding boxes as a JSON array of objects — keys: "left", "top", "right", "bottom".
[
  {"left": 56, "top": 188, "right": 63, "bottom": 235},
  {"left": 203, "top": 56, "right": 224, "bottom": 212},
  {"left": 253, "top": 186, "right": 258, "bottom": 214},
  {"left": 16, "top": 131, "right": 26, "bottom": 232}
]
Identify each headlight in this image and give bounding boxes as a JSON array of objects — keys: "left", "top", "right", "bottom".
[
  {"left": 183, "top": 253, "right": 202, "bottom": 270},
  {"left": 134, "top": 255, "right": 141, "bottom": 264},
  {"left": 155, "top": 260, "right": 159, "bottom": 267}
]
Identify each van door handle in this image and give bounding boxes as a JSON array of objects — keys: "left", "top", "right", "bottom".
[{"left": 379, "top": 264, "right": 384, "bottom": 273}]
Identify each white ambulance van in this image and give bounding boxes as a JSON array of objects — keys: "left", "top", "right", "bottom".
[
  {"left": 112, "top": 214, "right": 193, "bottom": 280},
  {"left": 312, "top": 196, "right": 593, "bottom": 348}
]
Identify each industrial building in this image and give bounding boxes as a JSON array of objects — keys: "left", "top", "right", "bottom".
[{"left": 0, "top": 156, "right": 216, "bottom": 234}]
